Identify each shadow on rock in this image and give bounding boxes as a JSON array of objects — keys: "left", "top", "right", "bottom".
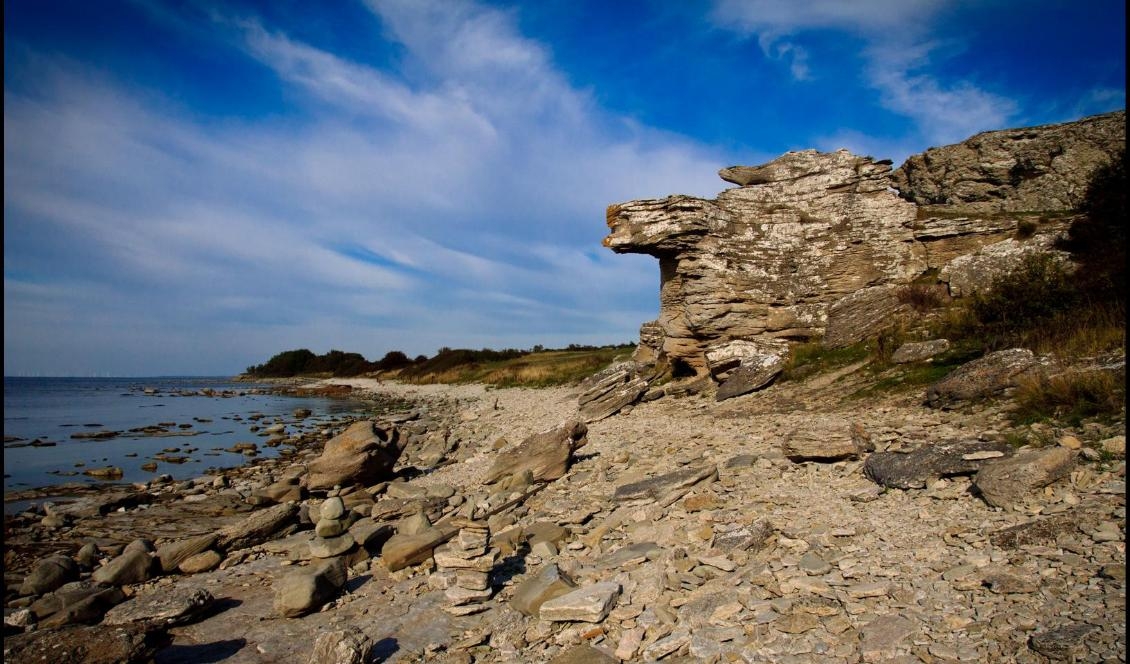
[
  {"left": 372, "top": 636, "right": 400, "bottom": 662},
  {"left": 154, "top": 638, "right": 247, "bottom": 664}
]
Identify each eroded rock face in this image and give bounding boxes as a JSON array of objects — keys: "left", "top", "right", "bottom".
[
  {"left": 892, "top": 110, "right": 1125, "bottom": 213},
  {"left": 605, "top": 149, "right": 921, "bottom": 377},
  {"left": 601, "top": 112, "right": 1125, "bottom": 387}
]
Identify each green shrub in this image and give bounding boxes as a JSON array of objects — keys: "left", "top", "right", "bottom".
[{"left": 1059, "top": 149, "right": 1126, "bottom": 300}]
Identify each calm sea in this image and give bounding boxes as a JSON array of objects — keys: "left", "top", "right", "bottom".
[{"left": 3, "top": 376, "right": 368, "bottom": 496}]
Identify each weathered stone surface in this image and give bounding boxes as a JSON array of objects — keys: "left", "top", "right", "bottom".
[
  {"left": 926, "top": 348, "right": 1039, "bottom": 407},
  {"left": 713, "top": 519, "right": 774, "bottom": 552},
  {"left": 940, "top": 236, "right": 1069, "bottom": 298},
  {"left": 2, "top": 623, "right": 167, "bottom": 664},
  {"left": 274, "top": 557, "right": 347, "bottom": 618},
  {"left": 309, "top": 533, "right": 355, "bottom": 559},
  {"left": 605, "top": 149, "right": 920, "bottom": 378},
  {"left": 539, "top": 581, "right": 620, "bottom": 623},
  {"left": 989, "top": 513, "right": 1083, "bottom": 548},
  {"left": 603, "top": 113, "right": 1122, "bottom": 395},
  {"left": 892, "top": 110, "right": 1125, "bottom": 213},
  {"left": 33, "top": 584, "right": 125, "bottom": 628},
  {"left": 891, "top": 339, "right": 951, "bottom": 364},
  {"left": 484, "top": 420, "right": 588, "bottom": 484},
  {"left": 308, "top": 627, "right": 373, "bottom": 664},
  {"left": 974, "top": 447, "right": 1078, "bottom": 508},
  {"left": 711, "top": 340, "right": 787, "bottom": 401},
  {"left": 859, "top": 615, "right": 917, "bottom": 662},
  {"left": 381, "top": 525, "right": 459, "bottom": 572},
  {"left": 305, "top": 420, "right": 406, "bottom": 491},
  {"left": 102, "top": 587, "right": 214, "bottom": 627},
  {"left": 19, "top": 554, "right": 78, "bottom": 596},
  {"left": 823, "top": 285, "right": 909, "bottom": 349},
  {"left": 511, "top": 563, "right": 577, "bottom": 617},
  {"left": 156, "top": 533, "right": 218, "bottom": 573},
  {"left": 177, "top": 550, "right": 222, "bottom": 574},
  {"left": 612, "top": 463, "right": 717, "bottom": 504},
  {"left": 781, "top": 422, "right": 871, "bottom": 462},
  {"left": 577, "top": 363, "right": 650, "bottom": 422},
  {"left": 863, "top": 439, "right": 1014, "bottom": 489},
  {"left": 91, "top": 549, "right": 155, "bottom": 586},
  {"left": 215, "top": 502, "right": 298, "bottom": 552},
  {"left": 1029, "top": 623, "right": 1097, "bottom": 660}
]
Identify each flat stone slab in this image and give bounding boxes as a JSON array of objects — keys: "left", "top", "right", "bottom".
[
  {"left": 863, "top": 439, "right": 1014, "bottom": 489},
  {"left": 102, "top": 587, "right": 215, "bottom": 627},
  {"left": 612, "top": 463, "right": 717, "bottom": 504},
  {"left": 539, "top": 581, "right": 620, "bottom": 623},
  {"left": 511, "top": 563, "right": 577, "bottom": 617}
]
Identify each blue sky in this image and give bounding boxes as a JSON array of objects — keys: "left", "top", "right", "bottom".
[{"left": 4, "top": 0, "right": 1125, "bottom": 376}]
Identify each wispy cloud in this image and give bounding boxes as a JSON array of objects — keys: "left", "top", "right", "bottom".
[
  {"left": 710, "top": 0, "right": 1019, "bottom": 145},
  {"left": 4, "top": 0, "right": 726, "bottom": 375}
]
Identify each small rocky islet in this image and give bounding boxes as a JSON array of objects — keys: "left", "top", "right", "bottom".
[{"left": 3, "top": 112, "right": 1125, "bottom": 663}]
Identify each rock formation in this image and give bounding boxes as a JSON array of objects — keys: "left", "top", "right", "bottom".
[{"left": 601, "top": 111, "right": 1125, "bottom": 401}]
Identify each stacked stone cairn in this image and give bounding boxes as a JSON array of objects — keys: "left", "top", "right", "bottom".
[
  {"left": 430, "top": 519, "right": 496, "bottom": 615},
  {"left": 310, "top": 496, "right": 356, "bottom": 558}
]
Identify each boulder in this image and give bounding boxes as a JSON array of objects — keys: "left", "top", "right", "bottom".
[
  {"left": 215, "top": 502, "right": 298, "bottom": 552},
  {"left": 891, "top": 339, "right": 951, "bottom": 364},
  {"left": 577, "top": 363, "right": 650, "bottom": 422},
  {"left": 33, "top": 584, "right": 125, "bottom": 628},
  {"left": 973, "top": 446, "right": 1078, "bottom": 508},
  {"left": 305, "top": 421, "right": 406, "bottom": 491},
  {"left": 484, "top": 420, "right": 588, "bottom": 485},
  {"left": 926, "top": 348, "right": 1039, "bottom": 407},
  {"left": 1028, "top": 623, "right": 1097, "bottom": 660},
  {"left": 706, "top": 339, "right": 787, "bottom": 401},
  {"left": 273, "top": 557, "right": 347, "bottom": 618},
  {"left": 510, "top": 563, "right": 577, "bottom": 617},
  {"left": 102, "top": 587, "right": 214, "bottom": 627},
  {"left": 381, "top": 525, "right": 460, "bottom": 572},
  {"left": 308, "top": 627, "right": 373, "bottom": 664},
  {"left": 91, "top": 549, "right": 155, "bottom": 586},
  {"left": 539, "top": 582, "right": 621, "bottom": 623},
  {"left": 612, "top": 463, "right": 717, "bottom": 505},
  {"left": 178, "top": 550, "right": 222, "bottom": 574},
  {"left": 863, "top": 439, "right": 1014, "bottom": 489},
  {"left": 781, "top": 422, "right": 872, "bottom": 462},
  {"left": 19, "top": 554, "right": 78, "bottom": 596},
  {"left": 156, "top": 533, "right": 218, "bottom": 573}
]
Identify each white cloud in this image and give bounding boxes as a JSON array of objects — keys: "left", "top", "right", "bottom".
[
  {"left": 710, "top": 0, "right": 1019, "bottom": 144},
  {"left": 4, "top": 1, "right": 730, "bottom": 375}
]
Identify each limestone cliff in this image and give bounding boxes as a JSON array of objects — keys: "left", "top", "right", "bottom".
[{"left": 601, "top": 110, "right": 1125, "bottom": 398}]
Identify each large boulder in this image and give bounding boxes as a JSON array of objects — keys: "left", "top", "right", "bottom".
[
  {"left": 926, "top": 348, "right": 1039, "bottom": 407},
  {"left": 273, "top": 557, "right": 348, "bottom": 618},
  {"left": 484, "top": 420, "right": 588, "bottom": 485},
  {"left": 863, "top": 439, "right": 1014, "bottom": 489},
  {"left": 973, "top": 446, "right": 1078, "bottom": 508},
  {"left": 306, "top": 421, "right": 406, "bottom": 491},
  {"left": 19, "top": 555, "right": 78, "bottom": 596},
  {"left": 706, "top": 339, "right": 787, "bottom": 401}
]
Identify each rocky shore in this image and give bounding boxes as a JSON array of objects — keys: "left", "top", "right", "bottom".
[{"left": 3, "top": 369, "right": 1124, "bottom": 663}]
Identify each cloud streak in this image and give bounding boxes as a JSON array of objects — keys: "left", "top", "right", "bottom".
[{"left": 4, "top": 0, "right": 726, "bottom": 375}]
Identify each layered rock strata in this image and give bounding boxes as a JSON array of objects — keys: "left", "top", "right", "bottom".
[{"left": 602, "top": 111, "right": 1125, "bottom": 393}]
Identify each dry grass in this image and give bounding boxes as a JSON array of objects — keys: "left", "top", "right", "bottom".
[{"left": 1011, "top": 368, "right": 1126, "bottom": 426}]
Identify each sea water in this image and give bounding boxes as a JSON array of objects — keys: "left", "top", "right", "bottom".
[{"left": 3, "top": 376, "right": 369, "bottom": 496}]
